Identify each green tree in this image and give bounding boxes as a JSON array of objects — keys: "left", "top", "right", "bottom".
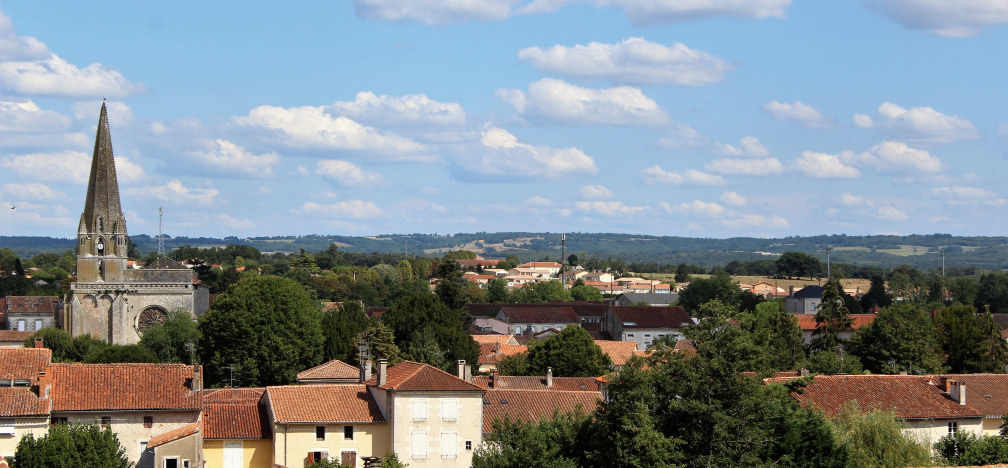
[
  {"left": 198, "top": 275, "right": 324, "bottom": 387},
  {"left": 396, "top": 260, "right": 414, "bottom": 283},
  {"left": 25, "top": 329, "right": 108, "bottom": 363},
  {"left": 14, "top": 422, "right": 131, "bottom": 468},
  {"left": 497, "top": 254, "right": 521, "bottom": 271},
  {"left": 523, "top": 326, "right": 611, "bottom": 377},
  {"left": 382, "top": 292, "right": 478, "bottom": 372},
  {"left": 570, "top": 281, "right": 603, "bottom": 302},
  {"left": 805, "top": 349, "right": 863, "bottom": 375},
  {"left": 434, "top": 259, "right": 468, "bottom": 310},
  {"left": 848, "top": 303, "right": 943, "bottom": 374},
  {"left": 737, "top": 301, "right": 804, "bottom": 373},
  {"left": 486, "top": 278, "right": 511, "bottom": 303},
  {"left": 935, "top": 430, "right": 1008, "bottom": 466},
  {"left": 473, "top": 410, "right": 592, "bottom": 468},
  {"left": 566, "top": 254, "right": 579, "bottom": 267},
  {"left": 775, "top": 252, "right": 822, "bottom": 279},
  {"left": 975, "top": 272, "right": 1008, "bottom": 314},
  {"left": 831, "top": 402, "right": 931, "bottom": 468},
  {"left": 676, "top": 271, "right": 741, "bottom": 313},
  {"left": 511, "top": 280, "right": 572, "bottom": 303},
  {"left": 359, "top": 321, "right": 402, "bottom": 365},
  {"left": 139, "top": 309, "right": 200, "bottom": 364},
  {"left": 934, "top": 304, "right": 1008, "bottom": 373},
  {"left": 380, "top": 452, "right": 408, "bottom": 468},
  {"left": 321, "top": 301, "right": 370, "bottom": 364},
  {"left": 84, "top": 344, "right": 159, "bottom": 363},
  {"left": 859, "top": 275, "right": 893, "bottom": 311},
  {"left": 810, "top": 281, "right": 853, "bottom": 353}
]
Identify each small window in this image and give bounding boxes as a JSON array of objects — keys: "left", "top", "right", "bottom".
[
  {"left": 344, "top": 425, "right": 354, "bottom": 440},
  {"left": 626, "top": 333, "right": 634, "bottom": 339},
  {"left": 644, "top": 334, "right": 651, "bottom": 338},
  {"left": 101, "top": 416, "right": 111, "bottom": 428},
  {"left": 948, "top": 422, "right": 958, "bottom": 433},
  {"left": 465, "top": 440, "right": 473, "bottom": 451},
  {"left": 316, "top": 425, "right": 325, "bottom": 441},
  {"left": 144, "top": 416, "right": 153, "bottom": 428}
]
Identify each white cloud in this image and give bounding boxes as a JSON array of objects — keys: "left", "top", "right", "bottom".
[
  {"left": 574, "top": 200, "right": 648, "bottom": 216},
  {"left": 840, "top": 193, "right": 865, "bottom": 206},
  {"left": 0, "top": 100, "right": 71, "bottom": 132},
  {"left": 0, "top": 10, "right": 49, "bottom": 61},
  {"left": 517, "top": 37, "right": 732, "bottom": 86},
  {"left": 188, "top": 139, "right": 280, "bottom": 178},
  {"left": 865, "top": 141, "right": 942, "bottom": 174},
  {"left": 216, "top": 213, "right": 256, "bottom": 230},
  {"left": 2, "top": 182, "right": 63, "bottom": 200},
  {"left": 0, "top": 55, "right": 147, "bottom": 99},
  {"left": 722, "top": 214, "right": 790, "bottom": 228},
  {"left": 0, "top": 151, "right": 145, "bottom": 184},
  {"left": 837, "top": 192, "right": 908, "bottom": 220},
  {"left": 853, "top": 102, "right": 979, "bottom": 143},
  {"left": 705, "top": 157, "right": 785, "bottom": 176},
  {"left": 72, "top": 101, "right": 134, "bottom": 128},
  {"left": 133, "top": 179, "right": 218, "bottom": 204},
  {"left": 720, "top": 191, "right": 746, "bottom": 206},
  {"left": 640, "top": 165, "right": 725, "bottom": 186},
  {"left": 316, "top": 159, "right": 387, "bottom": 188},
  {"left": 390, "top": 198, "right": 449, "bottom": 214},
  {"left": 794, "top": 151, "right": 861, "bottom": 178},
  {"left": 351, "top": 0, "right": 790, "bottom": 25},
  {"left": 497, "top": 78, "right": 668, "bottom": 126},
  {"left": 762, "top": 101, "right": 837, "bottom": 129},
  {"left": 579, "top": 184, "right": 613, "bottom": 199},
  {"left": 659, "top": 122, "right": 769, "bottom": 157},
  {"left": 931, "top": 186, "right": 1006, "bottom": 205},
  {"left": 592, "top": 0, "right": 790, "bottom": 26},
  {"left": 525, "top": 196, "right": 552, "bottom": 206},
  {"left": 869, "top": 0, "right": 1008, "bottom": 37},
  {"left": 331, "top": 91, "right": 466, "bottom": 126},
  {"left": 873, "top": 205, "right": 908, "bottom": 221},
  {"left": 297, "top": 200, "right": 382, "bottom": 219},
  {"left": 234, "top": 105, "right": 428, "bottom": 159},
  {"left": 453, "top": 127, "right": 598, "bottom": 179},
  {"left": 674, "top": 200, "right": 725, "bottom": 217},
  {"left": 351, "top": 0, "right": 517, "bottom": 25}
]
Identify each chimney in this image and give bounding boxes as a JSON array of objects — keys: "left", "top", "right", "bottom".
[
  {"left": 949, "top": 380, "right": 966, "bottom": 406},
  {"left": 489, "top": 370, "right": 497, "bottom": 389},
  {"left": 546, "top": 367, "right": 553, "bottom": 388},
  {"left": 191, "top": 365, "right": 202, "bottom": 392},
  {"left": 457, "top": 360, "right": 466, "bottom": 380},
  {"left": 377, "top": 359, "right": 387, "bottom": 387},
  {"left": 362, "top": 359, "right": 373, "bottom": 383},
  {"left": 464, "top": 364, "right": 472, "bottom": 382},
  {"left": 799, "top": 368, "right": 809, "bottom": 377},
  {"left": 789, "top": 286, "right": 794, "bottom": 298},
  {"left": 34, "top": 338, "right": 44, "bottom": 349}
]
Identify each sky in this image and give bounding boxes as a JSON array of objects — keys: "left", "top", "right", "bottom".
[{"left": 0, "top": 1, "right": 1005, "bottom": 240}]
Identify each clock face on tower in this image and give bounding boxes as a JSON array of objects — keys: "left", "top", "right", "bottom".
[{"left": 97, "top": 239, "right": 104, "bottom": 250}]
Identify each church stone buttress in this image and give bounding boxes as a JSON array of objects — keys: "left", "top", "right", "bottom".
[{"left": 68, "top": 104, "right": 208, "bottom": 345}]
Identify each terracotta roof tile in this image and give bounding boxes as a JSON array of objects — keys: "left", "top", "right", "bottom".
[
  {"left": 594, "top": 340, "right": 638, "bottom": 366},
  {"left": 202, "top": 387, "right": 266, "bottom": 404},
  {"left": 3, "top": 296, "right": 60, "bottom": 314},
  {"left": 266, "top": 384, "right": 385, "bottom": 424},
  {"left": 498, "top": 306, "right": 579, "bottom": 324},
  {"left": 0, "top": 330, "right": 35, "bottom": 343},
  {"left": 795, "top": 314, "right": 876, "bottom": 331},
  {"left": 0, "top": 347, "right": 52, "bottom": 381},
  {"left": 296, "top": 360, "right": 360, "bottom": 382},
  {"left": 482, "top": 389, "right": 600, "bottom": 432},
  {"left": 783, "top": 374, "right": 982, "bottom": 420},
  {"left": 472, "top": 375, "right": 600, "bottom": 392},
  {"left": 609, "top": 306, "right": 692, "bottom": 329},
  {"left": 50, "top": 363, "right": 201, "bottom": 412},
  {"left": 0, "top": 387, "right": 50, "bottom": 417},
  {"left": 472, "top": 335, "right": 518, "bottom": 346},
  {"left": 147, "top": 421, "right": 201, "bottom": 448},
  {"left": 478, "top": 343, "right": 527, "bottom": 366},
  {"left": 366, "top": 361, "right": 485, "bottom": 392},
  {"left": 204, "top": 403, "right": 271, "bottom": 439},
  {"left": 935, "top": 374, "right": 1008, "bottom": 418}
]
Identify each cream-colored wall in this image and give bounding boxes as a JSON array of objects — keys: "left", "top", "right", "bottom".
[
  {"left": 905, "top": 418, "right": 983, "bottom": 446},
  {"left": 272, "top": 423, "right": 391, "bottom": 468},
  {"left": 391, "top": 392, "right": 483, "bottom": 468},
  {"left": 981, "top": 416, "right": 1002, "bottom": 436},
  {"left": 0, "top": 417, "right": 49, "bottom": 459},
  {"left": 54, "top": 410, "right": 199, "bottom": 463},
  {"left": 204, "top": 439, "right": 273, "bottom": 468}
]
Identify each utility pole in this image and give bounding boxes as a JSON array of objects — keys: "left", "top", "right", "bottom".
[
  {"left": 940, "top": 250, "right": 946, "bottom": 276},
  {"left": 561, "top": 233, "right": 566, "bottom": 289},
  {"left": 826, "top": 248, "right": 832, "bottom": 280}
]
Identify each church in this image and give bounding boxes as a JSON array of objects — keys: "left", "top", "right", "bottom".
[{"left": 66, "top": 103, "right": 208, "bottom": 345}]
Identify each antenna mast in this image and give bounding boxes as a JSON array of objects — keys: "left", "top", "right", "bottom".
[{"left": 157, "top": 207, "right": 165, "bottom": 258}]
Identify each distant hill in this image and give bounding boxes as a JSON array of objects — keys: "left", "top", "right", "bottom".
[{"left": 3, "top": 232, "right": 1006, "bottom": 271}]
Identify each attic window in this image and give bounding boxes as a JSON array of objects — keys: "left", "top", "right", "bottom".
[
  {"left": 623, "top": 322, "right": 636, "bottom": 326},
  {"left": 500, "top": 400, "right": 508, "bottom": 405},
  {"left": 144, "top": 416, "right": 153, "bottom": 428}
]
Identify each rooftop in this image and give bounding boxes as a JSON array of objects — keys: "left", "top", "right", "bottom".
[
  {"left": 296, "top": 359, "right": 360, "bottom": 383},
  {"left": 49, "top": 363, "right": 202, "bottom": 412},
  {"left": 266, "top": 384, "right": 385, "bottom": 424},
  {"left": 366, "top": 361, "right": 485, "bottom": 392}
]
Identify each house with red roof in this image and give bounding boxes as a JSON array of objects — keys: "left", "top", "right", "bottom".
[
  {"left": 0, "top": 346, "right": 52, "bottom": 459},
  {"left": 296, "top": 359, "right": 362, "bottom": 385},
  {"left": 201, "top": 387, "right": 272, "bottom": 468},
  {"left": 472, "top": 370, "right": 602, "bottom": 434},
  {"left": 794, "top": 314, "right": 876, "bottom": 345},
  {"left": 602, "top": 306, "right": 694, "bottom": 350},
  {"left": 1, "top": 296, "right": 61, "bottom": 332}
]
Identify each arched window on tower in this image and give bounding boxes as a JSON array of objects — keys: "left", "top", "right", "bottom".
[
  {"left": 97, "top": 237, "right": 106, "bottom": 256},
  {"left": 99, "top": 216, "right": 104, "bottom": 233}
]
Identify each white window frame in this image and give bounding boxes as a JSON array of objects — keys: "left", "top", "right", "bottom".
[
  {"left": 441, "top": 431, "right": 458, "bottom": 459},
  {"left": 163, "top": 457, "right": 180, "bottom": 468},
  {"left": 223, "top": 441, "right": 243, "bottom": 468},
  {"left": 0, "top": 420, "right": 14, "bottom": 435},
  {"left": 411, "top": 430, "right": 428, "bottom": 461},
  {"left": 441, "top": 398, "right": 459, "bottom": 422},
  {"left": 412, "top": 399, "right": 428, "bottom": 422}
]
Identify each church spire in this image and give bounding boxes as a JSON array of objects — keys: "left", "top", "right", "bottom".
[{"left": 79, "top": 102, "right": 124, "bottom": 231}]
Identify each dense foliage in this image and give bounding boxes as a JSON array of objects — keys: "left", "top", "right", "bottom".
[{"left": 14, "top": 423, "right": 131, "bottom": 468}]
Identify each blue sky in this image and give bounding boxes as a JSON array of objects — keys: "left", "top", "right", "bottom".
[{"left": 0, "top": 1, "right": 1005, "bottom": 240}]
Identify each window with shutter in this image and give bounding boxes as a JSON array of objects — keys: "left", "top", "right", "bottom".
[
  {"left": 411, "top": 431, "right": 428, "bottom": 460},
  {"left": 412, "top": 399, "right": 428, "bottom": 422},
  {"left": 441, "top": 398, "right": 459, "bottom": 422},
  {"left": 441, "top": 432, "right": 458, "bottom": 459}
]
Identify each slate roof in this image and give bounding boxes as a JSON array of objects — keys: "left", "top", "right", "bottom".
[
  {"left": 548, "top": 301, "right": 609, "bottom": 317},
  {"left": 366, "top": 361, "right": 485, "bottom": 392},
  {"left": 617, "top": 293, "right": 679, "bottom": 305},
  {"left": 0, "top": 347, "right": 52, "bottom": 381},
  {"left": 147, "top": 421, "right": 201, "bottom": 448},
  {"left": 49, "top": 363, "right": 201, "bottom": 412},
  {"left": 781, "top": 374, "right": 982, "bottom": 420},
  {"left": 936, "top": 374, "right": 1008, "bottom": 418},
  {"left": 482, "top": 389, "right": 601, "bottom": 433},
  {"left": 296, "top": 359, "right": 360, "bottom": 383},
  {"left": 266, "top": 384, "right": 385, "bottom": 424},
  {"left": 497, "top": 306, "right": 579, "bottom": 324},
  {"left": 609, "top": 306, "right": 692, "bottom": 329},
  {"left": 2, "top": 296, "right": 61, "bottom": 314},
  {"left": 202, "top": 387, "right": 271, "bottom": 440},
  {"left": 792, "top": 286, "right": 824, "bottom": 299},
  {"left": 0, "top": 387, "right": 50, "bottom": 417},
  {"left": 794, "top": 314, "right": 876, "bottom": 331},
  {"left": 472, "top": 375, "right": 601, "bottom": 392},
  {"left": 594, "top": 340, "right": 640, "bottom": 366}
]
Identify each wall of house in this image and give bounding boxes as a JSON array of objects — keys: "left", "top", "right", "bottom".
[
  {"left": 154, "top": 431, "right": 202, "bottom": 468},
  {"left": 204, "top": 439, "right": 273, "bottom": 468},
  {"left": 620, "top": 328, "right": 679, "bottom": 350},
  {"left": 271, "top": 422, "right": 391, "bottom": 468},
  {"left": 981, "top": 416, "right": 1002, "bottom": 436},
  {"left": 905, "top": 418, "right": 983, "bottom": 446},
  {"left": 54, "top": 410, "right": 199, "bottom": 463},
  {"left": 390, "top": 392, "right": 482, "bottom": 468},
  {"left": 0, "top": 417, "right": 48, "bottom": 459},
  {"left": 5, "top": 313, "right": 54, "bottom": 332}
]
